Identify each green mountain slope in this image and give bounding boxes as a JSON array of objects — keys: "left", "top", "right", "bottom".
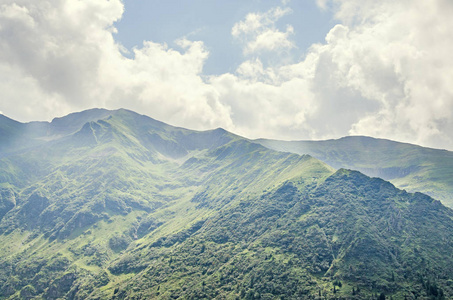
[
  {"left": 107, "top": 170, "right": 453, "bottom": 300},
  {"left": 256, "top": 136, "right": 453, "bottom": 207},
  {"left": 0, "top": 109, "right": 452, "bottom": 299}
]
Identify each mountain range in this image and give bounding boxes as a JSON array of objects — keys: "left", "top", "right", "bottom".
[
  {"left": 0, "top": 108, "right": 452, "bottom": 299},
  {"left": 256, "top": 137, "right": 453, "bottom": 208}
]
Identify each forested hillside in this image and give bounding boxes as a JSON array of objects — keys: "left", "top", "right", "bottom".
[{"left": 0, "top": 109, "right": 452, "bottom": 299}]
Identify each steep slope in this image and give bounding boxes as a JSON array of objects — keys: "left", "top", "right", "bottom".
[
  {"left": 0, "top": 110, "right": 452, "bottom": 300},
  {"left": 0, "top": 115, "right": 24, "bottom": 152},
  {"left": 105, "top": 170, "right": 453, "bottom": 300},
  {"left": 0, "top": 109, "right": 334, "bottom": 299},
  {"left": 0, "top": 109, "right": 113, "bottom": 156},
  {"left": 257, "top": 136, "right": 453, "bottom": 207}
]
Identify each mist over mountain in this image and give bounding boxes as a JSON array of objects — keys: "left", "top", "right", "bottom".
[
  {"left": 256, "top": 137, "right": 453, "bottom": 208},
  {"left": 0, "top": 109, "right": 452, "bottom": 299}
]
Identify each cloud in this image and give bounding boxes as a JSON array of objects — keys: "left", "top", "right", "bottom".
[
  {"left": 0, "top": 0, "right": 124, "bottom": 118},
  {"left": 315, "top": 0, "right": 329, "bottom": 10},
  {"left": 313, "top": 0, "right": 453, "bottom": 149},
  {"left": 227, "top": 0, "right": 453, "bottom": 148},
  {"left": 244, "top": 25, "right": 295, "bottom": 54},
  {"left": 0, "top": 0, "right": 233, "bottom": 130},
  {"left": 232, "top": 7, "right": 291, "bottom": 37},
  {"left": 1, "top": 0, "right": 453, "bottom": 150},
  {"left": 232, "top": 7, "right": 295, "bottom": 55}
]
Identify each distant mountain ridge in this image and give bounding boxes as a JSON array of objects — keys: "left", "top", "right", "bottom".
[
  {"left": 256, "top": 136, "right": 453, "bottom": 207},
  {"left": 0, "top": 108, "right": 452, "bottom": 299},
  {"left": 0, "top": 108, "right": 114, "bottom": 155}
]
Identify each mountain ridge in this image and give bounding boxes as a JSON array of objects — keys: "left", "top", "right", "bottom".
[
  {"left": 256, "top": 136, "right": 453, "bottom": 208},
  {"left": 0, "top": 108, "right": 452, "bottom": 299}
]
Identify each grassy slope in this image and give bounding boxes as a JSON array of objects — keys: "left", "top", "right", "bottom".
[
  {"left": 102, "top": 169, "right": 453, "bottom": 300},
  {"left": 0, "top": 110, "right": 452, "bottom": 299},
  {"left": 0, "top": 109, "right": 335, "bottom": 299},
  {"left": 256, "top": 136, "right": 453, "bottom": 207}
]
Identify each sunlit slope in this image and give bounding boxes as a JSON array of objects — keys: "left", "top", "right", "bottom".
[
  {"left": 0, "top": 109, "right": 333, "bottom": 237},
  {"left": 0, "top": 109, "right": 335, "bottom": 299},
  {"left": 100, "top": 170, "right": 453, "bottom": 300},
  {"left": 1, "top": 109, "right": 452, "bottom": 299},
  {"left": 257, "top": 136, "right": 453, "bottom": 207}
]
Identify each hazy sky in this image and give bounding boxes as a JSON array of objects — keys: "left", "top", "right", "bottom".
[{"left": 1, "top": 0, "right": 453, "bottom": 150}]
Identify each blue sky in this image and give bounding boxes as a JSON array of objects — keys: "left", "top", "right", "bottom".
[
  {"left": 114, "top": 0, "right": 336, "bottom": 75},
  {"left": 1, "top": 0, "right": 453, "bottom": 150}
]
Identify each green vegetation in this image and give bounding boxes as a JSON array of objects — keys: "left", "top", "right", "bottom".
[
  {"left": 0, "top": 109, "right": 452, "bottom": 299},
  {"left": 257, "top": 136, "right": 453, "bottom": 208}
]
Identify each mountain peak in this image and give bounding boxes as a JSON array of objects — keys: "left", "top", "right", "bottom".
[{"left": 49, "top": 108, "right": 113, "bottom": 135}]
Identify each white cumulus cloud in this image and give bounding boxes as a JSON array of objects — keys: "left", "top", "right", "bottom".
[
  {"left": 232, "top": 7, "right": 295, "bottom": 55},
  {"left": 0, "top": 0, "right": 233, "bottom": 130},
  {"left": 312, "top": 0, "right": 453, "bottom": 149}
]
